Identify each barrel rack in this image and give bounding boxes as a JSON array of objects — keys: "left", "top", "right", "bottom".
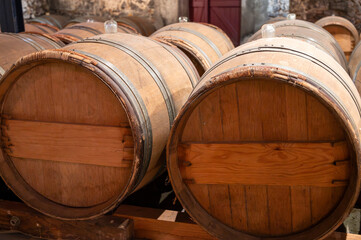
[{"left": 0, "top": 200, "right": 359, "bottom": 240}]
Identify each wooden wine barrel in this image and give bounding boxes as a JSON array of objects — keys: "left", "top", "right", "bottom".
[
  {"left": 167, "top": 37, "right": 361, "bottom": 240},
  {"left": 116, "top": 16, "right": 156, "bottom": 36},
  {"left": 0, "top": 32, "right": 64, "bottom": 78},
  {"left": 151, "top": 22, "right": 234, "bottom": 76},
  {"left": 25, "top": 23, "right": 59, "bottom": 34},
  {"left": 348, "top": 41, "right": 361, "bottom": 94},
  {"left": 64, "top": 16, "right": 107, "bottom": 27},
  {"left": 0, "top": 33, "right": 199, "bottom": 219},
  {"left": 52, "top": 22, "right": 136, "bottom": 44},
  {"left": 27, "top": 14, "right": 70, "bottom": 29},
  {"left": 315, "top": 16, "right": 359, "bottom": 61},
  {"left": 248, "top": 19, "right": 348, "bottom": 70}
]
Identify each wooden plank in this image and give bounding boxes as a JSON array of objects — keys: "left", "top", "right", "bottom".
[
  {"left": 181, "top": 107, "right": 203, "bottom": 142},
  {"left": 208, "top": 184, "right": 232, "bottom": 226},
  {"left": 0, "top": 200, "right": 133, "bottom": 240},
  {"left": 260, "top": 79, "right": 287, "bottom": 141},
  {"left": 290, "top": 186, "right": 312, "bottom": 232},
  {"left": 179, "top": 142, "right": 349, "bottom": 187},
  {"left": 198, "top": 90, "right": 223, "bottom": 141},
  {"left": 285, "top": 85, "right": 308, "bottom": 141},
  {"left": 311, "top": 186, "right": 346, "bottom": 225},
  {"left": 228, "top": 185, "right": 248, "bottom": 231},
  {"left": 244, "top": 185, "right": 270, "bottom": 235},
  {"left": 115, "top": 204, "right": 217, "bottom": 240},
  {"left": 306, "top": 95, "right": 345, "bottom": 141},
  {"left": 236, "top": 81, "right": 263, "bottom": 141},
  {"left": 268, "top": 186, "right": 292, "bottom": 235},
  {"left": 2, "top": 119, "right": 133, "bottom": 168},
  {"left": 218, "top": 84, "right": 240, "bottom": 141}
]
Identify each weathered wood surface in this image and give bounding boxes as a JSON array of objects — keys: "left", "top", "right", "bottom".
[{"left": 0, "top": 200, "right": 133, "bottom": 240}]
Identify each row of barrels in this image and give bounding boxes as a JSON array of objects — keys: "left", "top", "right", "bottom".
[
  {"left": 24, "top": 14, "right": 156, "bottom": 36},
  {"left": 0, "top": 14, "right": 361, "bottom": 240},
  {"left": 0, "top": 14, "right": 157, "bottom": 78}
]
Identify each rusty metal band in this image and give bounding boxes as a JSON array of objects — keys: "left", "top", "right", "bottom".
[
  {"left": 59, "top": 32, "right": 84, "bottom": 41},
  {"left": 278, "top": 33, "right": 343, "bottom": 68},
  {"left": 148, "top": 38, "right": 198, "bottom": 88},
  {"left": 316, "top": 18, "right": 359, "bottom": 41},
  {"left": 353, "top": 62, "right": 361, "bottom": 83},
  {"left": 276, "top": 23, "right": 347, "bottom": 66},
  {"left": 79, "top": 38, "right": 176, "bottom": 126},
  {"left": 157, "top": 27, "right": 222, "bottom": 58},
  {"left": 68, "top": 25, "right": 102, "bottom": 35},
  {"left": 160, "top": 35, "right": 213, "bottom": 67},
  {"left": 201, "top": 46, "right": 361, "bottom": 117},
  {"left": 118, "top": 18, "right": 142, "bottom": 33},
  {"left": 28, "top": 34, "right": 62, "bottom": 49},
  {"left": 29, "top": 24, "right": 51, "bottom": 34},
  {"left": 117, "top": 24, "right": 136, "bottom": 34},
  {"left": 200, "top": 23, "right": 234, "bottom": 51},
  {"left": 349, "top": 41, "right": 361, "bottom": 78},
  {"left": 5, "top": 33, "right": 45, "bottom": 51},
  {"left": 71, "top": 49, "right": 153, "bottom": 189},
  {"left": 0, "top": 66, "right": 5, "bottom": 76},
  {"left": 28, "top": 18, "right": 56, "bottom": 28},
  {"left": 47, "top": 16, "right": 62, "bottom": 29}
]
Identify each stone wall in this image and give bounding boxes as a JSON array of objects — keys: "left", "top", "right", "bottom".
[
  {"left": 22, "top": 0, "right": 181, "bottom": 29},
  {"left": 22, "top": 0, "right": 49, "bottom": 19},
  {"left": 241, "top": 0, "right": 289, "bottom": 41},
  {"left": 48, "top": 0, "right": 179, "bottom": 29},
  {"left": 290, "top": 0, "right": 361, "bottom": 31},
  {"left": 267, "top": 0, "right": 289, "bottom": 17}
]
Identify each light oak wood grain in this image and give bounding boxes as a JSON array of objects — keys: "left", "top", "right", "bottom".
[
  {"left": 3, "top": 119, "right": 133, "bottom": 168},
  {"left": 179, "top": 142, "right": 349, "bottom": 187}
]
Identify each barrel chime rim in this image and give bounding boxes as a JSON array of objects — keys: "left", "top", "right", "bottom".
[
  {"left": 315, "top": 16, "right": 360, "bottom": 44},
  {"left": 247, "top": 19, "right": 348, "bottom": 70},
  {"left": 0, "top": 50, "right": 145, "bottom": 220},
  {"left": 151, "top": 35, "right": 211, "bottom": 73},
  {"left": 167, "top": 65, "right": 361, "bottom": 240}
]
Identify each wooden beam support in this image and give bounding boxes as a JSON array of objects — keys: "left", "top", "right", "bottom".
[
  {"left": 0, "top": 201, "right": 359, "bottom": 240},
  {"left": 115, "top": 204, "right": 217, "bottom": 240},
  {"left": 114, "top": 204, "right": 361, "bottom": 240},
  {"left": 179, "top": 142, "right": 350, "bottom": 187},
  {"left": 0, "top": 200, "right": 133, "bottom": 240}
]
